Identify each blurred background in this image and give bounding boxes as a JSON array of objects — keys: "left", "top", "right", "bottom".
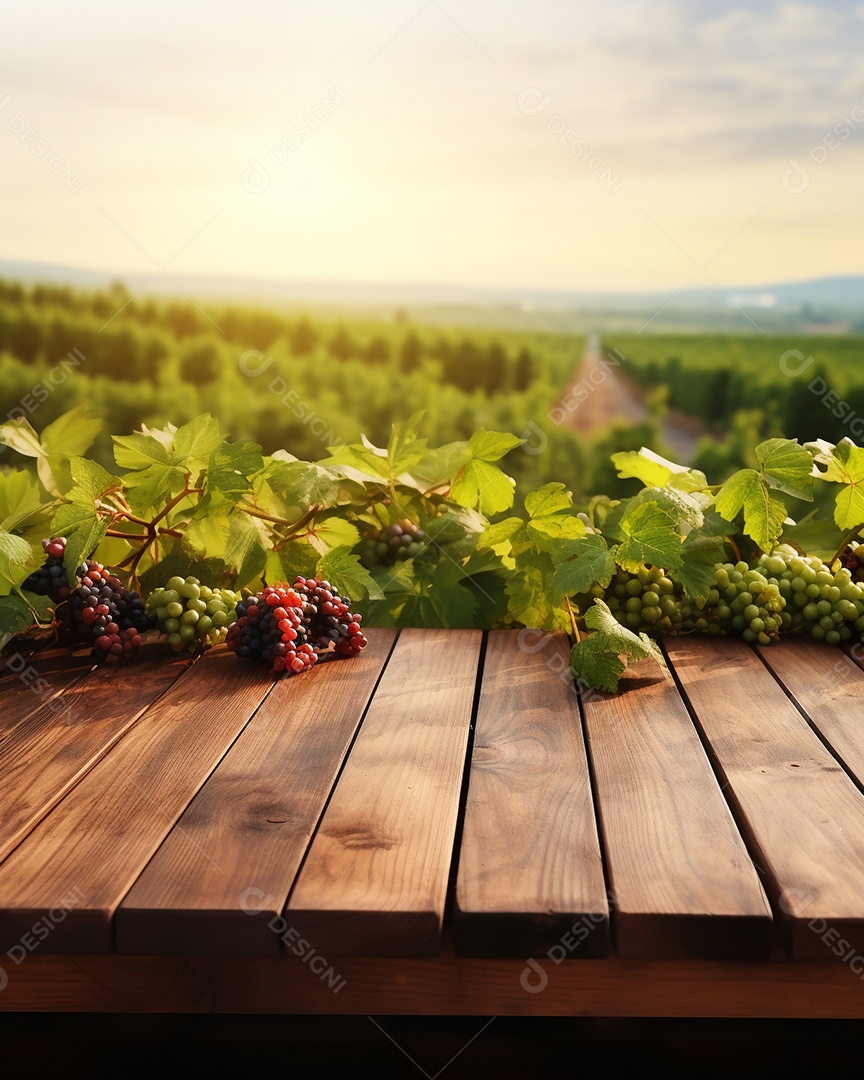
[
  {"left": 1, "top": 0, "right": 862, "bottom": 499},
  {"left": 2, "top": 0, "right": 863, "bottom": 1064}
]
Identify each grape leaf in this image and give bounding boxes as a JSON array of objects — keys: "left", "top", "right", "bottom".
[
  {"left": 416, "top": 559, "right": 479, "bottom": 627},
  {"left": 550, "top": 534, "right": 616, "bottom": 601},
  {"left": 476, "top": 516, "right": 523, "bottom": 552},
  {"left": 317, "top": 546, "right": 384, "bottom": 602},
  {"left": 0, "top": 470, "right": 44, "bottom": 532},
  {"left": 138, "top": 546, "right": 230, "bottom": 592},
  {"left": 51, "top": 504, "right": 109, "bottom": 584},
  {"left": 265, "top": 460, "right": 340, "bottom": 508},
  {"left": 808, "top": 439, "right": 864, "bottom": 530},
  {"left": 323, "top": 444, "right": 390, "bottom": 481},
  {"left": 524, "top": 483, "right": 572, "bottom": 518},
  {"left": 423, "top": 512, "right": 475, "bottom": 548},
  {"left": 0, "top": 592, "right": 38, "bottom": 648},
  {"left": 614, "top": 501, "right": 683, "bottom": 572},
  {"left": 67, "top": 457, "right": 121, "bottom": 509},
  {"left": 223, "top": 512, "right": 269, "bottom": 589},
  {"left": 756, "top": 438, "right": 814, "bottom": 501},
  {"left": 0, "top": 530, "right": 38, "bottom": 594},
  {"left": 113, "top": 432, "right": 172, "bottom": 470},
  {"left": 451, "top": 460, "right": 516, "bottom": 516},
  {"left": 714, "top": 469, "right": 788, "bottom": 551},
  {"left": 387, "top": 412, "right": 428, "bottom": 479},
  {"left": 170, "top": 414, "right": 223, "bottom": 469},
  {"left": 639, "top": 487, "right": 706, "bottom": 529},
  {"left": 527, "top": 513, "right": 587, "bottom": 543},
  {"left": 672, "top": 530, "right": 728, "bottom": 603},
  {"left": 0, "top": 416, "right": 43, "bottom": 459},
  {"left": 467, "top": 429, "right": 523, "bottom": 461},
  {"left": 121, "top": 464, "right": 187, "bottom": 513},
  {"left": 569, "top": 600, "right": 664, "bottom": 694},
  {"left": 312, "top": 516, "right": 361, "bottom": 553},
  {"left": 410, "top": 441, "right": 470, "bottom": 487},
  {"left": 265, "top": 539, "right": 319, "bottom": 586},
  {"left": 184, "top": 506, "right": 231, "bottom": 557},
  {"left": 612, "top": 447, "right": 709, "bottom": 493},
  {"left": 505, "top": 550, "right": 570, "bottom": 631},
  {"left": 207, "top": 441, "right": 263, "bottom": 501},
  {"left": 781, "top": 514, "right": 846, "bottom": 562},
  {"left": 40, "top": 408, "right": 102, "bottom": 460}
]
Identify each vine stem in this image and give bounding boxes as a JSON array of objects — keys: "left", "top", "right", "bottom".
[
  {"left": 241, "top": 504, "right": 318, "bottom": 533},
  {"left": 564, "top": 596, "right": 581, "bottom": 643},
  {"left": 829, "top": 528, "right": 858, "bottom": 568}
]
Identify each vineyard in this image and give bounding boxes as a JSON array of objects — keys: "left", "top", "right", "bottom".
[{"left": 609, "top": 332, "right": 864, "bottom": 450}]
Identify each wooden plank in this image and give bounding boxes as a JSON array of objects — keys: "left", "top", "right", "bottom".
[
  {"left": 286, "top": 628, "right": 482, "bottom": 957},
  {"left": 3, "top": 953, "right": 864, "bottom": 1016},
  {"left": 582, "top": 653, "right": 773, "bottom": 959},
  {"left": 0, "top": 648, "right": 94, "bottom": 740},
  {"left": 115, "top": 629, "right": 398, "bottom": 955},
  {"left": 0, "top": 646, "right": 189, "bottom": 863},
  {"left": 454, "top": 631, "right": 608, "bottom": 958},
  {"left": 0, "top": 648, "right": 276, "bottom": 955},
  {"left": 759, "top": 638, "right": 864, "bottom": 787},
  {"left": 667, "top": 636, "right": 864, "bottom": 960}
]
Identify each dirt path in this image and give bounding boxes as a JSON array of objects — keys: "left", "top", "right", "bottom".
[{"left": 553, "top": 334, "right": 703, "bottom": 463}]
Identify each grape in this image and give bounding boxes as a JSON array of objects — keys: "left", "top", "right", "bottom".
[
  {"left": 147, "top": 577, "right": 241, "bottom": 654},
  {"left": 225, "top": 577, "right": 367, "bottom": 675},
  {"left": 26, "top": 539, "right": 154, "bottom": 664},
  {"left": 358, "top": 518, "right": 426, "bottom": 568}
]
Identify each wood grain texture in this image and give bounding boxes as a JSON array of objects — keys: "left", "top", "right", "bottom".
[
  {"left": 287, "top": 628, "right": 483, "bottom": 957},
  {"left": 2, "top": 952, "right": 864, "bottom": 1016},
  {"left": 454, "top": 631, "right": 608, "bottom": 958},
  {"left": 758, "top": 638, "right": 864, "bottom": 786},
  {"left": 0, "top": 647, "right": 189, "bottom": 863},
  {"left": 0, "top": 648, "right": 93, "bottom": 740},
  {"left": 0, "top": 648, "right": 275, "bottom": 955},
  {"left": 583, "top": 653, "right": 772, "bottom": 959},
  {"left": 667, "top": 636, "right": 864, "bottom": 960},
  {"left": 115, "top": 630, "right": 397, "bottom": 955}
]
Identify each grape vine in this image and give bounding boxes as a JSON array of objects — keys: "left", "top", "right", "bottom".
[{"left": 1, "top": 409, "right": 863, "bottom": 694}]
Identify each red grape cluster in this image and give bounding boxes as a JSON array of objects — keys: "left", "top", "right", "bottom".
[
  {"left": 226, "top": 577, "right": 367, "bottom": 675},
  {"left": 23, "top": 538, "right": 154, "bottom": 664}
]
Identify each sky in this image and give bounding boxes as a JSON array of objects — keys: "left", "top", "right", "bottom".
[{"left": 1, "top": 0, "right": 863, "bottom": 293}]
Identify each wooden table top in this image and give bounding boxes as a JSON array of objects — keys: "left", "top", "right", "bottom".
[{"left": 3, "top": 628, "right": 864, "bottom": 1016}]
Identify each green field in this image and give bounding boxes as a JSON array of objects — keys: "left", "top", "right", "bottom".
[
  {"left": 3, "top": 280, "right": 864, "bottom": 502},
  {"left": 0, "top": 279, "right": 662, "bottom": 500},
  {"left": 607, "top": 332, "right": 864, "bottom": 448}
]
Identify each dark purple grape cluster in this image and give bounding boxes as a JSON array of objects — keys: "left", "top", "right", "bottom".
[
  {"left": 226, "top": 578, "right": 367, "bottom": 675},
  {"left": 23, "top": 538, "right": 153, "bottom": 664},
  {"left": 358, "top": 518, "right": 426, "bottom": 568},
  {"left": 22, "top": 537, "right": 71, "bottom": 601},
  {"left": 293, "top": 577, "right": 367, "bottom": 659}
]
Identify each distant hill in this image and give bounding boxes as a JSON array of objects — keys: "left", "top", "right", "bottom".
[{"left": 0, "top": 260, "right": 861, "bottom": 333}]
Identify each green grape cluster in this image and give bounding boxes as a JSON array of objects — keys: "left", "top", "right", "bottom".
[
  {"left": 147, "top": 576, "right": 241, "bottom": 654},
  {"left": 713, "top": 561, "right": 785, "bottom": 644},
  {"left": 757, "top": 546, "right": 864, "bottom": 646},
  {"left": 594, "top": 543, "right": 864, "bottom": 648},
  {"left": 358, "top": 518, "right": 426, "bottom": 568}
]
